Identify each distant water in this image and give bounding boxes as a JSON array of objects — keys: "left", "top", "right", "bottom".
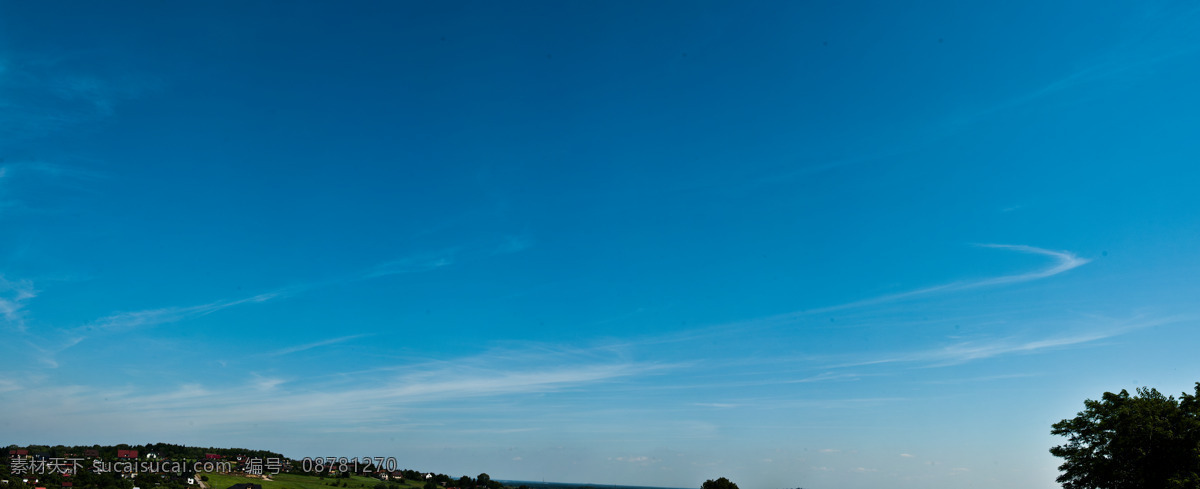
[{"left": 497, "top": 481, "right": 691, "bottom": 489}]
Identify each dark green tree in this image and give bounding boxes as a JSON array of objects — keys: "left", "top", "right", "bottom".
[
  {"left": 133, "top": 472, "right": 158, "bottom": 488},
  {"left": 701, "top": 477, "right": 739, "bottom": 489},
  {"left": 1050, "top": 384, "right": 1200, "bottom": 489}
]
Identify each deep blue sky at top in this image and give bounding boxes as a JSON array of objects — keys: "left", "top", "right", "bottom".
[{"left": 2, "top": 2, "right": 1200, "bottom": 489}]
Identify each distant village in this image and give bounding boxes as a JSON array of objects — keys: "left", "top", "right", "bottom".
[{"left": 2, "top": 445, "right": 515, "bottom": 489}]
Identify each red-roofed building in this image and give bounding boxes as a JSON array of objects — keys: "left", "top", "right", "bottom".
[
  {"left": 205, "top": 454, "right": 221, "bottom": 460},
  {"left": 117, "top": 450, "right": 138, "bottom": 459}
]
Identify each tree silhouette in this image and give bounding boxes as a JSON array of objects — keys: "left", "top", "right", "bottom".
[
  {"left": 1051, "top": 383, "right": 1200, "bottom": 489},
  {"left": 701, "top": 477, "right": 739, "bottom": 489}
]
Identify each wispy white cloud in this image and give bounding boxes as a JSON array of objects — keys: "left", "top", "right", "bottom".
[
  {"left": 452, "top": 428, "right": 540, "bottom": 435},
  {"left": 366, "top": 251, "right": 457, "bottom": 278},
  {"left": 0, "top": 377, "right": 21, "bottom": 393},
  {"left": 691, "top": 402, "right": 739, "bottom": 408},
  {"left": 801, "top": 244, "right": 1089, "bottom": 315},
  {"left": 253, "top": 376, "right": 286, "bottom": 391},
  {"left": 13, "top": 239, "right": 526, "bottom": 369},
  {"left": 0, "top": 161, "right": 105, "bottom": 181},
  {"left": 919, "top": 373, "right": 1040, "bottom": 385},
  {"left": 781, "top": 371, "right": 863, "bottom": 384},
  {"left": 950, "top": 5, "right": 1200, "bottom": 128},
  {"left": 83, "top": 292, "right": 279, "bottom": 334},
  {"left": 969, "top": 244, "right": 1090, "bottom": 286},
  {"left": 958, "top": 45, "right": 1200, "bottom": 127},
  {"left": 0, "top": 54, "right": 158, "bottom": 141},
  {"left": 708, "top": 244, "right": 1090, "bottom": 333},
  {"left": 611, "top": 456, "right": 659, "bottom": 465},
  {"left": 920, "top": 330, "right": 1125, "bottom": 367},
  {"left": 269, "top": 334, "right": 372, "bottom": 357},
  {"left": 1, "top": 345, "right": 666, "bottom": 437},
  {"left": 832, "top": 315, "right": 1183, "bottom": 369},
  {"left": 0, "top": 275, "right": 37, "bottom": 332},
  {"left": 365, "top": 236, "right": 533, "bottom": 280},
  {"left": 495, "top": 235, "right": 534, "bottom": 255},
  {"left": 8, "top": 291, "right": 285, "bottom": 367},
  {"left": 0, "top": 160, "right": 108, "bottom": 218}
]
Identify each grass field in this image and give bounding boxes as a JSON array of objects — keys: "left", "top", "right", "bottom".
[{"left": 199, "top": 472, "right": 425, "bottom": 489}]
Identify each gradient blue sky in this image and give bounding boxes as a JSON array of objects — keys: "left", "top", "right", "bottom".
[{"left": 3, "top": 2, "right": 1200, "bottom": 488}]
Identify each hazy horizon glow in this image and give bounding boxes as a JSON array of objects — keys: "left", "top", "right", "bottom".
[{"left": 3, "top": 2, "right": 1200, "bottom": 489}]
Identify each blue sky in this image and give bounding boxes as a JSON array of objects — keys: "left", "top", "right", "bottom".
[{"left": 2, "top": 1, "right": 1200, "bottom": 488}]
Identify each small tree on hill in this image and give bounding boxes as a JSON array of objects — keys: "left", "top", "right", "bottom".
[{"left": 701, "top": 477, "right": 739, "bottom": 489}]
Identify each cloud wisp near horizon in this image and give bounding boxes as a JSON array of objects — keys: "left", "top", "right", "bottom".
[
  {"left": 5, "top": 236, "right": 535, "bottom": 368},
  {"left": 0, "top": 240, "right": 1137, "bottom": 436}
]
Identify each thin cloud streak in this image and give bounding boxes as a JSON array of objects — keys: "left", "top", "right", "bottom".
[
  {"left": 952, "top": 5, "right": 1200, "bottom": 128},
  {"left": 919, "top": 373, "right": 1041, "bottom": 385},
  {"left": 0, "top": 377, "right": 21, "bottom": 394},
  {"left": 830, "top": 315, "right": 1185, "bottom": 369},
  {"left": 527, "top": 245, "right": 1090, "bottom": 379},
  {"left": 82, "top": 292, "right": 279, "bottom": 334},
  {"left": 269, "top": 334, "right": 372, "bottom": 357},
  {"left": 366, "top": 252, "right": 457, "bottom": 279},
  {"left": 970, "top": 244, "right": 1090, "bottom": 286},
  {"left": 0, "top": 161, "right": 106, "bottom": 181},
  {"left": 2, "top": 346, "right": 669, "bottom": 436},
  {"left": 16, "top": 240, "right": 522, "bottom": 367},
  {"left": 705, "top": 244, "right": 1090, "bottom": 333},
  {"left": 25, "top": 292, "right": 285, "bottom": 362},
  {"left": 802, "top": 244, "right": 1089, "bottom": 315},
  {"left": 0, "top": 275, "right": 37, "bottom": 332},
  {"left": 0, "top": 54, "right": 159, "bottom": 141}
]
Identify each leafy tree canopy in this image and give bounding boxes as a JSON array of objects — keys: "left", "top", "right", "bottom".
[
  {"left": 701, "top": 477, "right": 739, "bottom": 489},
  {"left": 1050, "top": 383, "right": 1200, "bottom": 489}
]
